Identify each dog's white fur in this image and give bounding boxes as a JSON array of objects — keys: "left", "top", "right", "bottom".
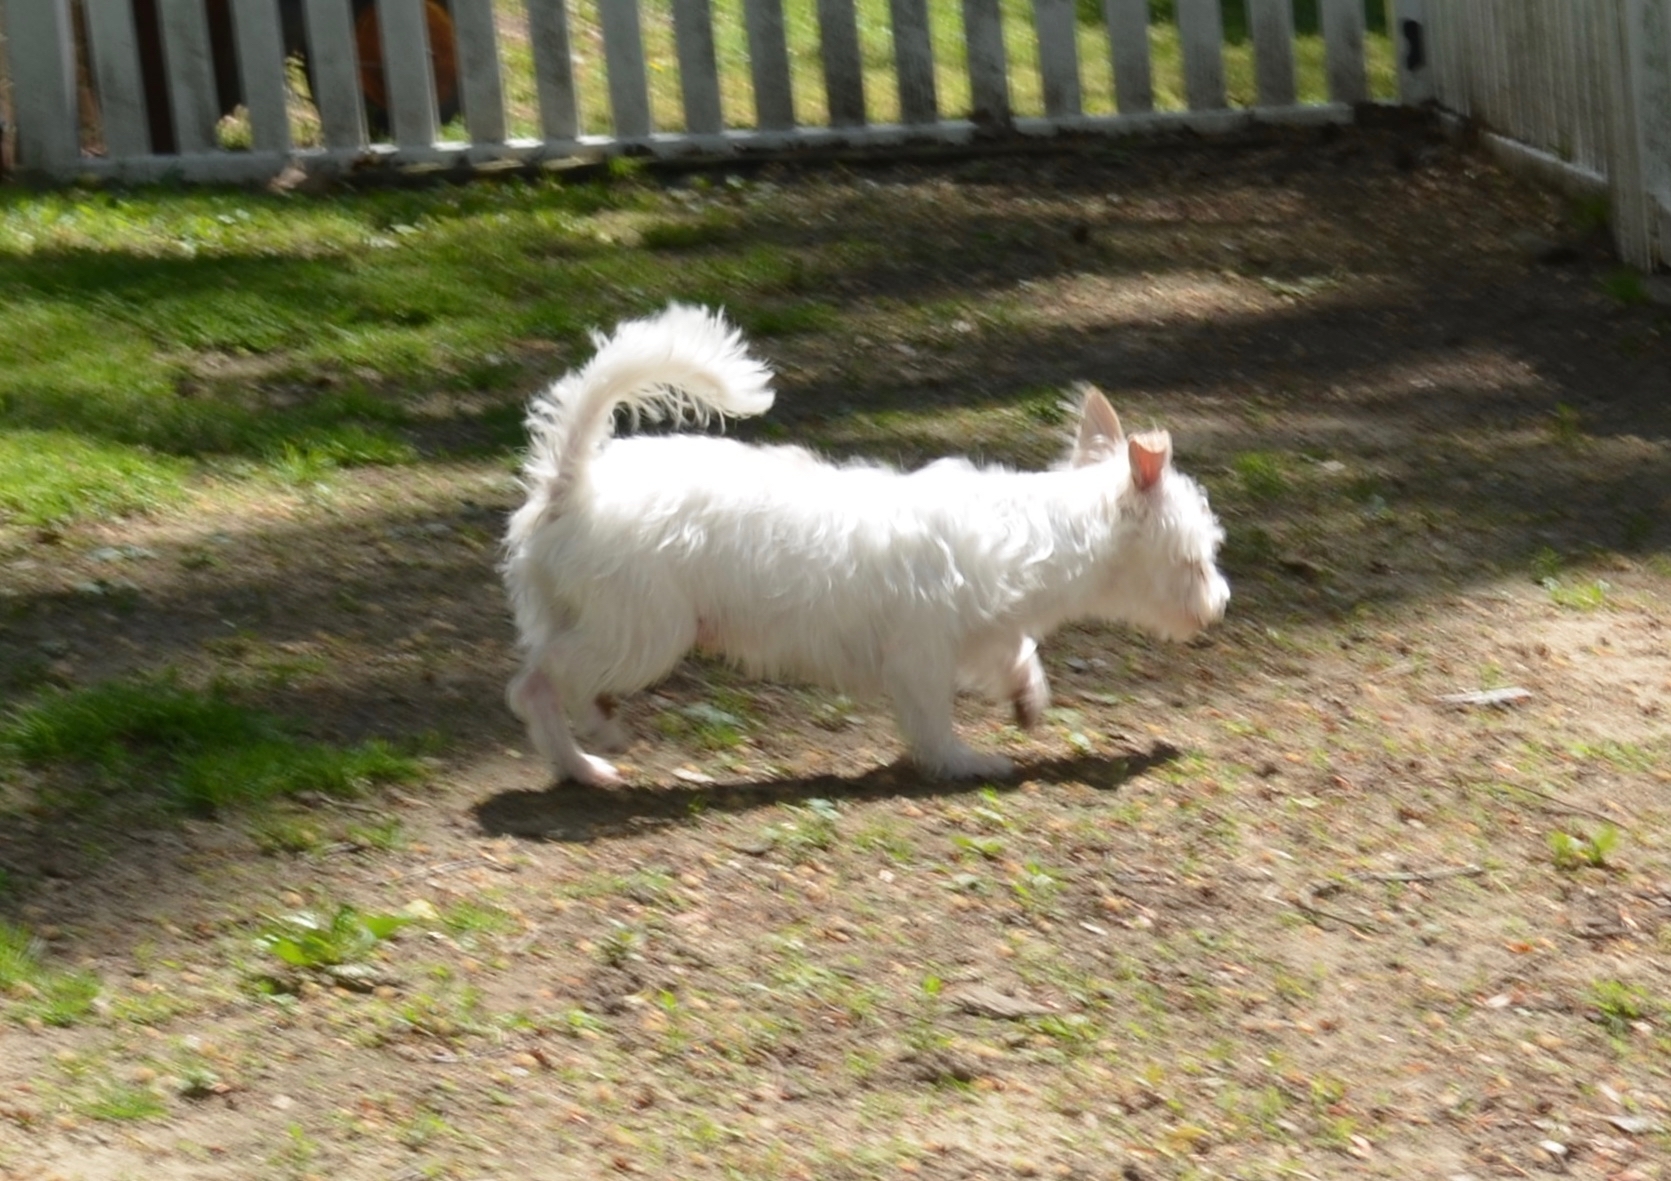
[{"left": 503, "top": 304, "right": 1229, "bottom": 785}]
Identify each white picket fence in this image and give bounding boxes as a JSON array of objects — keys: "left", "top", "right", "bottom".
[
  {"left": 1424, "top": 0, "right": 1671, "bottom": 270},
  {"left": 0, "top": 0, "right": 1402, "bottom": 182},
  {"left": 0, "top": 2, "right": 1665, "bottom": 266}
]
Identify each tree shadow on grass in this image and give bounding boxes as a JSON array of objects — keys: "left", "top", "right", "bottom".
[{"left": 472, "top": 743, "right": 1182, "bottom": 844}]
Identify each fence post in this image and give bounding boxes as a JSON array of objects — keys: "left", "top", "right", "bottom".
[
  {"left": 1393, "top": 0, "right": 1435, "bottom": 105},
  {"left": 1631, "top": 0, "right": 1671, "bottom": 267},
  {"left": 1601, "top": 0, "right": 1655, "bottom": 268},
  {"left": 2, "top": 0, "right": 80, "bottom": 175}
]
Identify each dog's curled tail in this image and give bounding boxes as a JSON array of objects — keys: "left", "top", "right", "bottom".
[{"left": 522, "top": 303, "right": 775, "bottom": 501}]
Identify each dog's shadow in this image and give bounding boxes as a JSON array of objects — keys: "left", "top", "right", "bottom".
[{"left": 473, "top": 744, "right": 1180, "bottom": 843}]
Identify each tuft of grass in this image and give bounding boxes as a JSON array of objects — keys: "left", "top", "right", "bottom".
[
  {"left": 1232, "top": 452, "right": 1289, "bottom": 501},
  {"left": 0, "top": 922, "right": 102, "bottom": 1027},
  {"left": 257, "top": 905, "right": 409, "bottom": 971},
  {"left": 1588, "top": 979, "right": 1655, "bottom": 1037},
  {"left": 1, "top": 675, "right": 424, "bottom": 815},
  {"left": 1549, "top": 824, "right": 1619, "bottom": 871},
  {"left": 77, "top": 1078, "right": 169, "bottom": 1121},
  {"left": 1601, "top": 268, "right": 1650, "bottom": 306},
  {"left": 0, "top": 431, "right": 189, "bottom": 525}
]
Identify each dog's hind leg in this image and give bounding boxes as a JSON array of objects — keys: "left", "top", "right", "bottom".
[
  {"left": 885, "top": 652, "right": 1014, "bottom": 781},
  {"left": 507, "top": 660, "right": 622, "bottom": 786}
]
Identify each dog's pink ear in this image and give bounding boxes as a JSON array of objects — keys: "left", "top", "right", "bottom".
[
  {"left": 1129, "top": 430, "right": 1171, "bottom": 492},
  {"left": 1071, "top": 384, "right": 1124, "bottom": 467}
]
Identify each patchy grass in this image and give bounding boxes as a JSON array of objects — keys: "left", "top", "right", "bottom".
[{"left": 0, "top": 922, "right": 102, "bottom": 1027}]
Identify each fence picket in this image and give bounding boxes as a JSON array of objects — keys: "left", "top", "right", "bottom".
[
  {"left": 600, "top": 0, "right": 653, "bottom": 138},
  {"left": 1320, "top": 0, "right": 1368, "bottom": 104},
  {"left": 1, "top": 0, "right": 78, "bottom": 170},
  {"left": 962, "top": 0, "right": 1011, "bottom": 125},
  {"left": 452, "top": 0, "right": 508, "bottom": 143},
  {"left": 1034, "top": 0, "right": 1082, "bottom": 119},
  {"left": 83, "top": 0, "right": 151, "bottom": 157},
  {"left": 303, "top": 0, "right": 369, "bottom": 148},
  {"left": 158, "top": 0, "right": 221, "bottom": 153},
  {"left": 526, "top": 0, "right": 581, "bottom": 140},
  {"left": 380, "top": 0, "right": 440, "bottom": 144},
  {"left": 1392, "top": 0, "right": 1433, "bottom": 104},
  {"left": 1176, "top": 0, "right": 1226, "bottom": 110},
  {"left": 672, "top": 0, "right": 725, "bottom": 135},
  {"left": 743, "top": 0, "right": 796, "bottom": 129},
  {"left": 891, "top": 0, "right": 939, "bottom": 124},
  {"left": 1105, "top": 0, "right": 1153, "bottom": 114},
  {"left": 1248, "top": 0, "right": 1297, "bottom": 107},
  {"left": 817, "top": 0, "right": 867, "bottom": 126},
  {"left": 229, "top": 0, "right": 293, "bottom": 152}
]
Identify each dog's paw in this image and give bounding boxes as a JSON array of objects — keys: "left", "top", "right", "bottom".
[
  {"left": 563, "top": 754, "right": 623, "bottom": 787},
  {"left": 918, "top": 747, "right": 1015, "bottom": 782}
]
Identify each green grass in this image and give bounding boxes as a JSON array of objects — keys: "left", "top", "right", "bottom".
[
  {"left": 0, "top": 430, "right": 189, "bottom": 526},
  {"left": 0, "top": 922, "right": 102, "bottom": 1027},
  {"left": 1, "top": 675, "right": 424, "bottom": 815}
]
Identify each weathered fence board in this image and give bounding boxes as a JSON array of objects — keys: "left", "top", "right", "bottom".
[
  {"left": 453, "top": 0, "right": 509, "bottom": 144},
  {"left": 742, "top": 0, "right": 796, "bottom": 130},
  {"left": 672, "top": 0, "right": 724, "bottom": 136},
  {"left": 526, "top": 0, "right": 582, "bottom": 141},
  {"left": 963, "top": 0, "right": 1011, "bottom": 126},
  {"left": 1321, "top": 0, "right": 1369, "bottom": 104},
  {"left": 890, "top": 0, "right": 939, "bottom": 125},
  {"left": 1249, "top": 0, "right": 1298, "bottom": 108},
  {"left": 83, "top": 0, "right": 151, "bottom": 157},
  {"left": 230, "top": 0, "right": 294, "bottom": 153},
  {"left": 1034, "top": 0, "right": 1082, "bottom": 120},
  {"left": 1105, "top": 0, "right": 1153, "bottom": 115},
  {"left": 303, "top": 0, "right": 370, "bottom": 149},
  {"left": 158, "top": 0, "right": 220, "bottom": 153},
  {"left": 817, "top": 0, "right": 867, "bottom": 127},
  {"left": 600, "top": 0, "right": 653, "bottom": 139},
  {"left": 1176, "top": 0, "right": 1227, "bottom": 111}
]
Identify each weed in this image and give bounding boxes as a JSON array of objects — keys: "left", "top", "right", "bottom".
[
  {"left": 1588, "top": 979, "right": 1655, "bottom": 1037},
  {"left": 346, "top": 816, "right": 407, "bottom": 851},
  {"left": 596, "top": 922, "right": 642, "bottom": 968},
  {"left": 248, "top": 813, "right": 325, "bottom": 855},
  {"left": 766, "top": 799, "right": 840, "bottom": 862},
  {"left": 441, "top": 900, "right": 519, "bottom": 940},
  {"left": 257, "top": 905, "right": 409, "bottom": 972},
  {"left": 1009, "top": 860, "right": 1063, "bottom": 915},
  {"left": 1548, "top": 403, "right": 1585, "bottom": 446},
  {"left": 1549, "top": 824, "right": 1619, "bottom": 871}
]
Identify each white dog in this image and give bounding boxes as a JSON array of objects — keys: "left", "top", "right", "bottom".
[{"left": 503, "top": 304, "right": 1229, "bottom": 785}]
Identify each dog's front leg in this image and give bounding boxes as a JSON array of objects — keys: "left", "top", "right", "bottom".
[
  {"left": 507, "top": 662, "right": 622, "bottom": 787},
  {"left": 884, "top": 652, "right": 1014, "bottom": 781}
]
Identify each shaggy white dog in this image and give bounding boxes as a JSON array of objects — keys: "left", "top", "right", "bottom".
[{"left": 503, "top": 304, "right": 1229, "bottom": 785}]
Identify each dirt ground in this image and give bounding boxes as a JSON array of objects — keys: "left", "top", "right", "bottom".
[{"left": 3, "top": 118, "right": 1671, "bottom": 1180}]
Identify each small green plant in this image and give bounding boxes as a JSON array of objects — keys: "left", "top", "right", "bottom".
[
  {"left": 1601, "top": 267, "right": 1650, "bottom": 307},
  {"left": 0, "top": 921, "right": 102, "bottom": 1027},
  {"left": 951, "top": 834, "right": 1004, "bottom": 860},
  {"left": 1233, "top": 452, "right": 1289, "bottom": 501},
  {"left": 1530, "top": 546, "right": 1564, "bottom": 582},
  {"left": 256, "top": 905, "right": 409, "bottom": 972},
  {"left": 1549, "top": 824, "right": 1619, "bottom": 871},
  {"left": 1010, "top": 860, "right": 1063, "bottom": 914},
  {"left": 766, "top": 799, "right": 840, "bottom": 861},
  {"left": 1549, "top": 403, "right": 1585, "bottom": 446},
  {"left": 1545, "top": 578, "right": 1609, "bottom": 611},
  {"left": 248, "top": 814, "right": 325, "bottom": 855},
  {"left": 596, "top": 922, "right": 641, "bottom": 968},
  {"left": 1588, "top": 979, "right": 1654, "bottom": 1037}
]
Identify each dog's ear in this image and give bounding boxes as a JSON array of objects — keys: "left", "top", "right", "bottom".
[
  {"left": 1070, "top": 383, "right": 1124, "bottom": 467},
  {"left": 1129, "top": 430, "right": 1172, "bottom": 492}
]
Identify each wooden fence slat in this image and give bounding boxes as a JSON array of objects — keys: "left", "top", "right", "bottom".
[
  {"left": 1248, "top": 0, "right": 1297, "bottom": 107},
  {"left": 1105, "top": 0, "right": 1153, "bottom": 114},
  {"left": 380, "top": 0, "right": 440, "bottom": 144},
  {"left": 158, "top": 0, "right": 221, "bottom": 152},
  {"left": 1392, "top": 0, "right": 1434, "bottom": 105},
  {"left": 1176, "top": 0, "right": 1226, "bottom": 110},
  {"left": 890, "top": 0, "right": 939, "bottom": 124},
  {"left": 451, "top": 0, "right": 508, "bottom": 143},
  {"left": 303, "top": 0, "right": 368, "bottom": 147},
  {"left": 1034, "top": 0, "right": 1082, "bottom": 119},
  {"left": 1601, "top": 0, "right": 1653, "bottom": 267},
  {"left": 526, "top": 0, "right": 581, "bottom": 140},
  {"left": 600, "top": 0, "right": 653, "bottom": 138},
  {"left": 1, "top": 0, "right": 79, "bottom": 171},
  {"left": 83, "top": 0, "right": 152, "bottom": 157},
  {"left": 229, "top": 0, "right": 293, "bottom": 152},
  {"left": 1320, "top": 0, "right": 1368, "bottom": 104},
  {"left": 817, "top": 0, "right": 867, "bottom": 127},
  {"left": 1632, "top": 0, "right": 1671, "bottom": 266},
  {"left": 962, "top": 0, "right": 1011, "bottom": 126},
  {"left": 743, "top": 0, "right": 796, "bottom": 129},
  {"left": 672, "top": 0, "right": 725, "bottom": 135}
]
